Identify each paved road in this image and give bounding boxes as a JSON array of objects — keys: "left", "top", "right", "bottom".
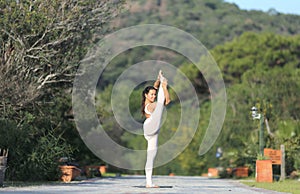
[{"left": 1, "top": 175, "right": 290, "bottom": 194}]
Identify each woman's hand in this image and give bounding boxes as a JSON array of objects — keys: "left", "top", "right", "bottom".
[{"left": 161, "top": 78, "right": 168, "bottom": 88}]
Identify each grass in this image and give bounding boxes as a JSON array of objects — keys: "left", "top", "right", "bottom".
[
  {"left": 241, "top": 179, "right": 300, "bottom": 194},
  {"left": 101, "top": 172, "right": 122, "bottom": 177}
]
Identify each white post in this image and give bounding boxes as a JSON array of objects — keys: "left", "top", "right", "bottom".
[{"left": 280, "top": 144, "right": 285, "bottom": 181}]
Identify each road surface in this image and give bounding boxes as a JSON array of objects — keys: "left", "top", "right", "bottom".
[{"left": 1, "top": 175, "right": 290, "bottom": 194}]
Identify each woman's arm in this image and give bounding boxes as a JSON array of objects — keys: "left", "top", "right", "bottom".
[{"left": 153, "top": 75, "right": 160, "bottom": 89}]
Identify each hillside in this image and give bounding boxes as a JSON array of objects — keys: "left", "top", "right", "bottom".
[{"left": 112, "top": 0, "right": 300, "bottom": 49}]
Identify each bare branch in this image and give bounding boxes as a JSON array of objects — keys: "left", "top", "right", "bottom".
[
  {"left": 0, "top": 0, "right": 124, "bottom": 114},
  {"left": 265, "top": 118, "right": 275, "bottom": 137},
  {"left": 1, "top": 29, "right": 25, "bottom": 47}
]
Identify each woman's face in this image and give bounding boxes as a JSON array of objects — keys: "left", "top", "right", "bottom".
[{"left": 145, "top": 89, "right": 156, "bottom": 103}]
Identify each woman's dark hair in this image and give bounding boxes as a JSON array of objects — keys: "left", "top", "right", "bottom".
[{"left": 141, "top": 86, "right": 157, "bottom": 116}]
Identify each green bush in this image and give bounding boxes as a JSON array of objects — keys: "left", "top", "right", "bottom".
[{"left": 0, "top": 118, "right": 74, "bottom": 181}]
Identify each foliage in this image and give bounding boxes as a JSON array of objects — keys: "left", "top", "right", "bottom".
[
  {"left": 0, "top": 111, "right": 74, "bottom": 181},
  {"left": 113, "top": 32, "right": 300, "bottom": 176},
  {"left": 25, "top": 130, "right": 74, "bottom": 181},
  {"left": 0, "top": 0, "right": 124, "bottom": 181},
  {"left": 203, "top": 32, "right": 300, "bottom": 175}
]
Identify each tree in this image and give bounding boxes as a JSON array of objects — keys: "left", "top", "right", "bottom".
[{"left": 0, "top": 0, "right": 123, "bottom": 118}]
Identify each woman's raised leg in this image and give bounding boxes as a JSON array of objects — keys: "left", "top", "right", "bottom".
[{"left": 143, "top": 83, "right": 165, "bottom": 136}]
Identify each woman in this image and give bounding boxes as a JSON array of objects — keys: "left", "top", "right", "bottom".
[{"left": 141, "top": 70, "right": 170, "bottom": 188}]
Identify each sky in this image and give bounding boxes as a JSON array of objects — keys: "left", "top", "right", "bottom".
[{"left": 223, "top": 0, "right": 300, "bottom": 15}]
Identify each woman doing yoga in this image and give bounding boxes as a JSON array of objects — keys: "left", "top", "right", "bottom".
[{"left": 141, "top": 70, "right": 170, "bottom": 188}]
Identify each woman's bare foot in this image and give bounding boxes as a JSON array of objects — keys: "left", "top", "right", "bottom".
[
  {"left": 158, "top": 70, "right": 165, "bottom": 82},
  {"left": 146, "top": 184, "right": 160, "bottom": 188}
]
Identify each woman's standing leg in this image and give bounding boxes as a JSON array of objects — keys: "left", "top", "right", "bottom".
[{"left": 144, "top": 134, "right": 158, "bottom": 187}]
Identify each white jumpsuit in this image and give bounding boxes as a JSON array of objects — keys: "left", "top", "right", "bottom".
[{"left": 143, "top": 81, "right": 165, "bottom": 186}]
